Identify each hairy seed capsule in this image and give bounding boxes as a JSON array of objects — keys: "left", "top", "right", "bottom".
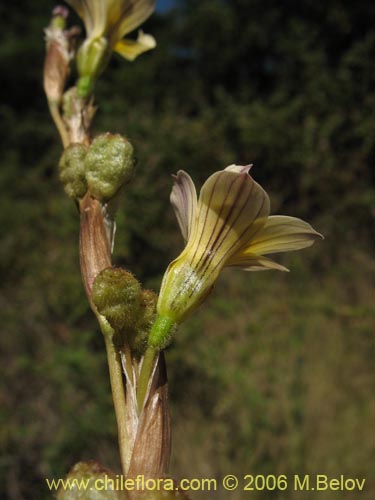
[
  {"left": 92, "top": 267, "right": 142, "bottom": 332},
  {"left": 85, "top": 133, "right": 134, "bottom": 201},
  {"left": 129, "top": 289, "right": 158, "bottom": 354},
  {"left": 59, "top": 143, "right": 88, "bottom": 199}
]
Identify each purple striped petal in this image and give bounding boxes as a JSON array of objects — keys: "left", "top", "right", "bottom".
[{"left": 170, "top": 170, "right": 197, "bottom": 242}]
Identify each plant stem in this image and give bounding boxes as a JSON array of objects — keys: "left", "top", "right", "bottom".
[
  {"left": 136, "top": 345, "right": 157, "bottom": 414},
  {"left": 48, "top": 101, "right": 70, "bottom": 147},
  {"left": 137, "top": 316, "right": 175, "bottom": 413},
  {"left": 123, "top": 346, "right": 134, "bottom": 386},
  {"left": 103, "top": 331, "right": 130, "bottom": 475}
]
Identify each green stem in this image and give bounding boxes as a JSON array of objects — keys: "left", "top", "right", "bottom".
[
  {"left": 148, "top": 315, "right": 175, "bottom": 348},
  {"left": 102, "top": 327, "right": 130, "bottom": 475},
  {"left": 136, "top": 315, "right": 175, "bottom": 413},
  {"left": 77, "top": 76, "right": 94, "bottom": 99}
]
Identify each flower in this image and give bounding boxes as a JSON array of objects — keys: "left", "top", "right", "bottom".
[
  {"left": 155, "top": 165, "right": 323, "bottom": 326},
  {"left": 67, "top": 0, "right": 156, "bottom": 91}
]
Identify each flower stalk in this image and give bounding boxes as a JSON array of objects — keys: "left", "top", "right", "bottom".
[
  {"left": 44, "top": 1, "right": 172, "bottom": 488},
  {"left": 102, "top": 322, "right": 131, "bottom": 474},
  {"left": 44, "top": 2, "right": 322, "bottom": 497}
]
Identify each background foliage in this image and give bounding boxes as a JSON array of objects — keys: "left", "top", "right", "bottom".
[{"left": 0, "top": 0, "right": 373, "bottom": 498}]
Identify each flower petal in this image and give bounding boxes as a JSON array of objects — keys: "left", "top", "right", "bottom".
[
  {"left": 187, "top": 168, "right": 270, "bottom": 279},
  {"left": 229, "top": 252, "right": 290, "bottom": 272},
  {"left": 68, "top": 1, "right": 156, "bottom": 44},
  {"left": 224, "top": 164, "right": 253, "bottom": 174},
  {"left": 67, "top": 0, "right": 107, "bottom": 38},
  {"left": 242, "top": 215, "right": 323, "bottom": 256},
  {"left": 113, "top": 31, "right": 156, "bottom": 60},
  {"left": 170, "top": 170, "right": 197, "bottom": 242},
  {"left": 116, "top": 0, "right": 155, "bottom": 39}
]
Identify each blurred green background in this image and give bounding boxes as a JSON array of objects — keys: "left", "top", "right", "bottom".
[{"left": 0, "top": 0, "right": 373, "bottom": 498}]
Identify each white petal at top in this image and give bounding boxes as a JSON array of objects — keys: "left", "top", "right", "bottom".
[
  {"left": 224, "top": 164, "right": 253, "bottom": 174},
  {"left": 170, "top": 170, "right": 198, "bottom": 243}
]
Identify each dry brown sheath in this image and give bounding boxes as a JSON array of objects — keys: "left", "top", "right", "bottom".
[
  {"left": 79, "top": 193, "right": 112, "bottom": 301},
  {"left": 127, "top": 352, "right": 171, "bottom": 482}
]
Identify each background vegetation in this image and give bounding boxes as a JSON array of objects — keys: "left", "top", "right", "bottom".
[{"left": 0, "top": 0, "right": 373, "bottom": 498}]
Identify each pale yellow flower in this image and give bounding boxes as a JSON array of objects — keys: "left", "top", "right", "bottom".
[
  {"left": 67, "top": 0, "right": 156, "bottom": 90},
  {"left": 156, "top": 165, "right": 323, "bottom": 325}
]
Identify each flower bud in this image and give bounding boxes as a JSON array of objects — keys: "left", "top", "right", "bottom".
[
  {"left": 59, "top": 143, "right": 88, "bottom": 199},
  {"left": 43, "top": 7, "right": 70, "bottom": 104},
  {"left": 76, "top": 36, "right": 109, "bottom": 97},
  {"left": 85, "top": 133, "right": 134, "bottom": 201},
  {"left": 57, "top": 460, "right": 121, "bottom": 500},
  {"left": 92, "top": 267, "right": 142, "bottom": 332}
]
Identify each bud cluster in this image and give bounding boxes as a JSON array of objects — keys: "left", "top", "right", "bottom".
[
  {"left": 59, "top": 133, "right": 134, "bottom": 201},
  {"left": 92, "top": 267, "right": 157, "bottom": 355}
]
